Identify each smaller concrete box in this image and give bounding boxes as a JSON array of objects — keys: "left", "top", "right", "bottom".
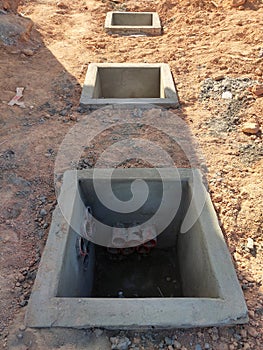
[
  {"left": 80, "top": 63, "right": 179, "bottom": 109},
  {"left": 26, "top": 169, "right": 248, "bottom": 329},
  {"left": 105, "top": 12, "right": 162, "bottom": 35}
]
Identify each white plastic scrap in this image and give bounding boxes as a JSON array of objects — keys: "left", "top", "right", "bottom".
[{"left": 8, "top": 87, "right": 25, "bottom": 108}]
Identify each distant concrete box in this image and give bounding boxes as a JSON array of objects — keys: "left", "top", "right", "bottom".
[
  {"left": 26, "top": 168, "right": 248, "bottom": 329},
  {"left": 80, "top": 63, "right": 179, "bottom": 109},
  {"left": 105, "top": 11, "right": 162, "bottom": 35}
]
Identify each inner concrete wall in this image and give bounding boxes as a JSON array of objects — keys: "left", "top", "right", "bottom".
[
  {"left": 56, "top": 177, "right": 220, "bottom": 299},
  {"left": 111, "top": 13, "right": 153, "bottom": 26},
  {"left": 78, "top": 177, "right": 185, "bottom": 249},
  {"left": 57, "top": 230, "right": 95, "bottom": 297},
  {"left": 178, "top": 220, "right": 221, "bottom": 298},
  {"left": 94, "top": 67, "right": 161, "bottom": 98}
]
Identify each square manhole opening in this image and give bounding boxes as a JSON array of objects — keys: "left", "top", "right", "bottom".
[
  {"left": 111, "top": 13, "right": 153, "bottom": 26},
  {"left": 105, "top": 12, "right": 161, "bottom": 35},
  {"left": 26, "top": 169, "right": 248, "bottom": 328},
  {"left": 80, "top": 63, "right": 179, "bottom": 108},
  {"left": 56, "top": 176, "right": 219, "bottom": 300},
  {"left": 94, "top": 67, "right": 161, "bottom": 99}
]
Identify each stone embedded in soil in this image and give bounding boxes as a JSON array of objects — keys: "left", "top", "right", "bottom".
[
  {"left": 165, "top": 337, "right": 173, "bottom": 345},
  {"left": 251, "top": 85, "right": 263, "bottom": 97},
  {"left": 22, "top": 48, "right": 34, "bottom": 56},
  {"left": 246, "top": 238, "right": 254, "bottom": 250},
  {"left": 174, "top": 340, "right": 181, "bottom": 349},
  {"left": 246, "top": 326, "right": 258, "bottom": 338},
  {"left": 241, "top": 122, "right": 260, "bottom": 134},
  {"left": 39, "top": 208, "right": 47, "bottom": 217},
  {"left": 110, "top": 336, "right": 131, "bottom": 350},
  {"left": 94, "top": 328, "right": 103, "bottom": 337},
  {"left": 231, "top": 0, "right": 246, "bottom": 7},
  {"left": 57, "top": 1, "right": 68, "bottom": 9},
  {"left": 222, "top": 91, "right": 233, "bottom": 99},
  {"left": 240, "top": 329, "right": 247, "bottom": 338}
]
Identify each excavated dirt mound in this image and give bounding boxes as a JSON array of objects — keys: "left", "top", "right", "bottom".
[{"left": 0, "top": 0, "right": 20, "bottom": 13}]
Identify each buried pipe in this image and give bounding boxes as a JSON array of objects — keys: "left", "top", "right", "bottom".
[
  {"left": 111, "top": 225, "right": 127, "bottom": 248},
  {"left": 142, "top": 224, "right": 157, "bottom": 249},
  {"left": 127, "top": 225, "right": 142, "bottom": 247},
  {"left": 110, "top": 223, "right": 158, "bottom": 254}
]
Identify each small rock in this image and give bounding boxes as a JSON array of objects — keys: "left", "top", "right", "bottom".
[
  {"left": 22, "top": 48, "right": 34, "bottom": 56},
  {"left": 231, "top": 0, "right": 246, "bottom": 7},
  {"left": 204, "top": 344, "right": 210, "bottom": 349},
  {"left": 243, "top": 343, "right": 250, "bottom": 350},
  {"left": 246, "top": 238, "right": 254, "bottom": 250},
  {"left": 19, "top": 325, "right": 26, "bottom": 331},
  {"left": 70, "top": 115, "right": 78, "bottom": 122},
  {"left": 110, "top": 337, "right": 118, "bottom": 345},
  {"left": 19, "top": 300, "right": 27, "bottom": 307},
  {"left": 174, "top": 340, "right": 181, "bottom": 349},
  {"left": 16, "top": 333, "right": 23, "bottom": 339},
  {"left": 248, "top": 310, "right": 255, "bottom": 318},
  {"left": 165, "top": 337, "right": 173, "bottom": 345},
  {"left": 133, "top": 338, "right": 140, "bottom": 344},
  {"left": 242, "top": 122, "right": 260, "bottom": 134},
  {"left": 57, "top": 1, "right": 68, "bottom": 9},
  {"left": 222, "top": 91, "right": 233, "bottom": 99},
  {"left": 213, "top": 75, "right": 224, "bottom": 81},
  {"left": 213, "top": 195, "right": 222, "bottom": 203},
  {"left": 255, "top": 68, "right": 262, "bottom": 76},
  {"left": 94, "top": 328, "right": 103, "bottom": 337},
  {"left": 195, "top": 344, "right": 202, "bottom": 350},
  {"left": 17, "top": 273, "right": 26, "bottom": 283},
  {"left": 240, "top": 329, "right": 247, "bottom": 338},
  {"left": 246, "top": 326, "right": 258, "bottom": 338},
  {"left": 234, "top": 333, "right": 241, "bottom": 341},
  {"left": 251, "top": 85, "right": 263, "bottom": 97},
  {"left": 110, "top": 337, "right": 131, "bottom": 350},
  {"left": 168, "top": 346, "right": 173, "bottom": 350},
  {"left": 39, "top": 209, "right": 47, "bottom": 217}
]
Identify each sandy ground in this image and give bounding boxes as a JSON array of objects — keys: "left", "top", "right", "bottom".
[{"left": 0, "top": 0, "right": 262, "bottom": 349}]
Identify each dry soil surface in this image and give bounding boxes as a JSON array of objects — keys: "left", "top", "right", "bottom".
[{"left": 0, "top": 0, "right": 263, "bottom": 349}]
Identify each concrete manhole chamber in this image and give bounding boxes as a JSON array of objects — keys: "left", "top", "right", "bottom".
[
  {"left": 26, "top": 168, "right": 248, "bottom": 328},
  {"left": 105, "top": 12, "right": 162, "bottom": 35},
  {"left": 80, "top": 63, "right": 179, "bottom": 109}
]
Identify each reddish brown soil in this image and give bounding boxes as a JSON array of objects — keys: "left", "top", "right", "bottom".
[{"left": 0, "top": 0, "right": 262, "bottom": 349}]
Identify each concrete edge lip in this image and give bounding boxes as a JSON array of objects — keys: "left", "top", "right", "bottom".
[
  {"left": 25, "top": 168, "right": 248, "bottom": 329},
  {"left": 105, "top": 12, "right": 162, "bottom": 35},
  {"left": 79, "top": 63, "right": 180, "bottom": 109}
]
